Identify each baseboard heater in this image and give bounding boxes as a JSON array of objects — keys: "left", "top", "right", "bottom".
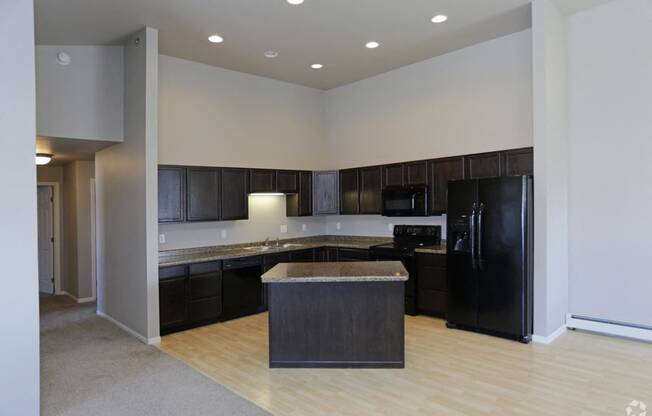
[{"left": 566, "top": 314, "right": 652, "bottom": 343}]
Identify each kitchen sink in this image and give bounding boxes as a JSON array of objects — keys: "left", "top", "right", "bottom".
[
  {"left": 281, "top": 243, "right": 304, "bottom": 248},
  {"left": 243, "top": 243, "right": 305, "bottom": 252}
]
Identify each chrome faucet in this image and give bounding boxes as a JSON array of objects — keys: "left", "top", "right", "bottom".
[{"left": 276, "top": 237, "right": 280, "bottom": 247}]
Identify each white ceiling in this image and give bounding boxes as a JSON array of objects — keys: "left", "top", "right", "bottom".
[{"left": 35, "top": 0, "right": 534, "bottom": 90}]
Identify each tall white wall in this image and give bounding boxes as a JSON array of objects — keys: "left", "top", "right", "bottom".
[
  {"left": 531, "top": 0, "right": 570, "bottom": 337},
  {"left": 323, "top": 30, "right": 533, "bottom": 169},
  {"left": 96, "top": 28, "right": 160, "bottom": 342},
  {"left": 36, "top": 45, "right": 124, "bottom": 141},
  {"left": 567, "top": 0, "right": 652, "bottom": 327},
  {"left": 0, "top": 1, "right": 40, "bottom": 414}
]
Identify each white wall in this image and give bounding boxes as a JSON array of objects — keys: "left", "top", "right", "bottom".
[
  {"left": 0, "top": 1, "right": 40, "bottom": 414},
  {"left": 531, "top": 0, "right": 570, "bottom": 337},
  {"left": 36, "top": 45, "right": 124, "bottom": 141},
  {"left": 96, "top": 28, "right": 160, "bottom": 342},
  {"left": 323, "top": 30, "right": 533, "bottom": 169},
  {"left": 567, "top": 0, "right": 652, "bottom": 327},
  {"left": 158, "top": 55, "right": 326, "bottom": 170}
]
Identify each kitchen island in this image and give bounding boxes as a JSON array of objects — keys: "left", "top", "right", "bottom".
[{"left": 262, "top": 261, "right": 408, "bottom": 369}]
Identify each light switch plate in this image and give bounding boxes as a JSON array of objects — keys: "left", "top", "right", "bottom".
[
  {"left": 221, "top": 229, "right": 227, "bottom": 239},
  {"left": 302, "top": 224, "right": 307, "bottom": 232},
  {"left": 280, "top": 224, "right": 288, "bottom": 233},
  {"left": 159, "top": 234, "right": 166, "bottom": 244}
]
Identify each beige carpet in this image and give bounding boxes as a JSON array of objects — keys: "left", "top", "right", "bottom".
[{"left": 40, "top": 295, "right": 271, "bottom": 416}]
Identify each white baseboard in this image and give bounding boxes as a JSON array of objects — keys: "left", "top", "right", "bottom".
[
  {"left": 566, "top": 314, "right": 652, "bottom": 343},
  {"left": 59, "top": 291, "right": 96, "bottom": 304},
  {"left": 532, "top": 324, "right": 567, "bottom": 344},
  {"left": 96, "top": 310, "right": 159, "bottom": 344}
]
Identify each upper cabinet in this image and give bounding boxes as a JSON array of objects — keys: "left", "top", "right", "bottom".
[
  {"left": 277, "top": 170, "right": 299, "bottom": 194},
  {"left": 158, "top": 166, "right": 186, "bottom": 223},
  {"left": 250, "top": 169, "right": 277, "bottom": 194},
  {"left": 359, "top": 166, "right": 382, "bottom": 214},
  {"left": 428, "top": 157, "right": 465, "bottom": 215},
  {"left": 187, "top": 167, "right": 220, "bottom": 222},
  {"left": 221, "top": 168, "right": 249, "bottom": 221},
  {"left": 404, "top": 161, "right": 428, "bottom": 185},
  {"left": 500, "top": 148, "right": 533, "bottom": 176},
  {"left": 340, "top": 168, "right": 360, "bottom": 215},
  {"left": 287, "top": 171, "right": 312, "bottom": 217},
  {"left": 313, "top": 171, "right": 339, "bottom": 215},
  {"left": 464, "top": 152, "right": 501, "bottom": 179},
  {"left": 382, "top": 164, "right": 404, "bottom": 188}
]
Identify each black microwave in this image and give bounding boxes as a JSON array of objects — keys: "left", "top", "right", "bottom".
[{"left": 381, "top": 185, "right": 428, "bottom": 217}]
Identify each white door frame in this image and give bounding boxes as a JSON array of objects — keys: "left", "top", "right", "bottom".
[
  {"left": 90, "top": 178, "right": 97, "bottom": 302},
  {"left": 37, "top": 182, "right": 62, "bottom": 294}
]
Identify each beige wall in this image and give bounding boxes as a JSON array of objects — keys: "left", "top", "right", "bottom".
[
  {"left": 323, "top": 30, "right": 533, "bottom": 169},
  {"left": 158, "top": 55, "right": 326, "bottom": 170}
]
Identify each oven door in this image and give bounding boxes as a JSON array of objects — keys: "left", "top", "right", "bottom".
[{"left": 381, "top": 185, "right": 427, "bottom": 217}]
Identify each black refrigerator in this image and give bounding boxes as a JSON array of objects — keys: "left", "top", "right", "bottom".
[{"left": 446, "top": 176, "right": 533, "bottom": 343}]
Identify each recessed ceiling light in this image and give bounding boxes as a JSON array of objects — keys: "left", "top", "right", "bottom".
[
  {"left": 365, "top": 41, "right": 380, "bottom": 49},
  {"left": 311, "top": 64, "right": 323, "bottom": 69},
  {"left": 287, "top": 0, "right": 304, "bottom": 4},
  {"left": 208, "top": 34, "right": 224, "bottom": 44},
  {"left": 431, "top": 15, "right": 448, "bottom": 23},
  {"left": 264, "top": 51, "right": 279, "bottom": 58}
]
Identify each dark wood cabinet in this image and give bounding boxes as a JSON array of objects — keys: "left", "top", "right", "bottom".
[
  {"left": 404, "top": 161, "right": 428, "bottom": 185},
  {"left": 250, "top": 169, "right": 277, "bottom": 194},
  {"left": 465, "top": 152, "right": 501, "bottom": 179},
  {"left": 188, "top": 261, "right": 222, "bottom": 324},
  {"left": 382, "top": 164, "right": 404, "bottom": 188},
  {"left": 339, "top": 168, "right": 360, "bottom": 215},
  {"left": 337, "top": 248, "right": 370, "bottom": 262},
  {"left": 313, "top": 171, "right": 339, "bottom": 215},
  {"left": 359, "top": 166, "right": 382, "bottom": 214},
  {"left": 159, "top": 265, "right": 188, "bottom": 334},
  {"left": 289, "top": 249, "right": 314, "bottom": 263},
  {"left": 416, "top": 253, "right": 447, "bottom": 318},
  {"left": 429, "top": 157, "right": 465, "bottom": 215},
  {"left": 287, "top": 171, "right": 312, "bottom": 217},
  {"left": 221, "top": 168, "right": 249, "bottom": 221},
  {"left": 277, "top": 170, "right": 299, "bottom": 194},
  {"left": 501, "top": 147, "right": 533, "bottom": 177},
  {"left": 186, "top": 167, "right": 220, "bottom": 222},
  {"left": 158, "top": 166, "right": 186, "bottom": 223}
]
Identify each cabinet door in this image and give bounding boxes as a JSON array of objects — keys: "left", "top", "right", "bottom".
[
  {"left": 250, "top": 169, "right": 277, "bottom": 193},
  {"left": 158, "top": 166, "right": 186, "bottom": 223},
  {"left": 290, "top": 249, "right": 314, "bottom": 263},
  {"left": 404, "top": 161, "right": 428, "bottom": 185},
  {"left": 382, "top": 164, "right": 404, "bottom": 188},
  {"left": 417, "top": 254, "right": 447, "bottom": 318},
  {"left": 429, "top": 157, "right": 465, "bottom": 214},
  {"left": 299, "top": 171, "right": 312, "bottom": 216},
  {"left": 313, "top": 171, "right": 339, "bottom": 215},
  {"left": 465, "top": 152, "right": 501, "bottom": 179},
  {"left": 359, "top": 166, "right": 382, "bottom": 214},
  {"left": 277, "top": 170, "right": 299, "bottom": 194},
  {"left": 159, "top": 276, "right": 187, "bottom": 331},
  {"left": 501, "top": 148, "right": 533, "bottom": 177},
  {"left": 187, "top": 167, "right": 220, "bottom": 222},
  {"left": 221, "top": 168, "right": 249, "bottom": 220},
  {"left": 339, "top": 169, "right": 360, "bottom": 215}
]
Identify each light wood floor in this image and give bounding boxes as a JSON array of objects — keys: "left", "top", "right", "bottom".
[{"left": 160, "top": 313, "right": 652, "bottom": 416}]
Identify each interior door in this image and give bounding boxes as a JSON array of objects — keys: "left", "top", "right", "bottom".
[
  {"left": 476, "top": 176, "right": 527, "bottom": 337},
  {"left": 446, "top": 180, "right": 478, "bottom": 327},
  {"left": 37, "top": 186, "right": 54, "bottom": 294}
]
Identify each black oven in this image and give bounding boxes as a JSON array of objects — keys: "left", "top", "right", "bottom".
[{"left": 381, "top": 185, "right": 428, "bottom": 217}]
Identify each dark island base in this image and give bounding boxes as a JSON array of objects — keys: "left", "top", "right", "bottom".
[{"left": 268, "top": 281, "right": 405, "bottom": 369}]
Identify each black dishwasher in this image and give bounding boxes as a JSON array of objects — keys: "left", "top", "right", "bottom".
[{"left": 222, "top": 256, "right": 264, "bottom": 321}]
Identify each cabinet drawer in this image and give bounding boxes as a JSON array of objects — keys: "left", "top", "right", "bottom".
[
  {"left": 188, "top": 297, "right": 221, "bottom": 323},
  {"left": 418, "top": 266, "right": 446, "bottom": 291},
  {"left": 418, "top": 289, "right": 447, "bottom": 318},
  {"left": 159, "top": 265, "right": 186, "bottom": 280},
  {"left": 189, "top": 261, "right": 221, "bottom": 275},
  {"left": 189, "top": 272, "right": 221, "bottom": 300}
]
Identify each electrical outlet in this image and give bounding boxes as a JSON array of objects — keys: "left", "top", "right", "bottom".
[
  {"left": 336, "top": 222, "right": 341, "bottom": 230},
  {"left": 158, "top": 234, "right": 166, "bottom": 244},
  {"left": 280, "top": 224, "right": 288, "bottom": 233},
  {"left": 388, "top": 223, "right": 394, "bottom": 232},
  {"left": 221, "top": 229, "right": 227, "bottom": 239},
  {"left": 302, "top": 224, "right": 307, "bottom": 232}
]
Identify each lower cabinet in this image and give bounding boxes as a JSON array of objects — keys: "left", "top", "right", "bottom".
[
  {"left": 337, "top": 248, "right": 370, "bottom": 262},
  {"left": 159, "top": 266, "right": 188, "bottom": 334},
  {"left": 416, "top": 253, "right": 447, "bottom": 318}
]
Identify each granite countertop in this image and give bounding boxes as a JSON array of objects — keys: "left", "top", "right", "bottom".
[
  {"left": 261, "top": 261, "right": 408, "bottom": 283},
  {"left": 158, "top": 235, "right": 392, "bottom": 267}
]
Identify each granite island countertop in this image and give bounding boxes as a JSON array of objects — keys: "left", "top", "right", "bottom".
[
  {"left": 158, "top": 235, "right": 394, "bottom": 267},
  {"left": 261, "top": 261, "right": 408, "bottom": 283}
]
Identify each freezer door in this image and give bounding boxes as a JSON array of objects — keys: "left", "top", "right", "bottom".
[
  {"left": 476, "top": 176, "right": 530, "bottom": 337},
  {"left": 446, "top": 180, "right": 479, "bottom": 327}
]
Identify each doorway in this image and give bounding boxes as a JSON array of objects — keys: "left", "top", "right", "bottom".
[{"left": 37, "top": 185, "right": 55, "bottom": 294}]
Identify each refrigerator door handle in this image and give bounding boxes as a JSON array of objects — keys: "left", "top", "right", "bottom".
[
  {"left": 470, "top": 203, "right": 477, "bottom": 270},
  {"left": 478, "top": 203, "right": 485, "bottom": 270}
]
